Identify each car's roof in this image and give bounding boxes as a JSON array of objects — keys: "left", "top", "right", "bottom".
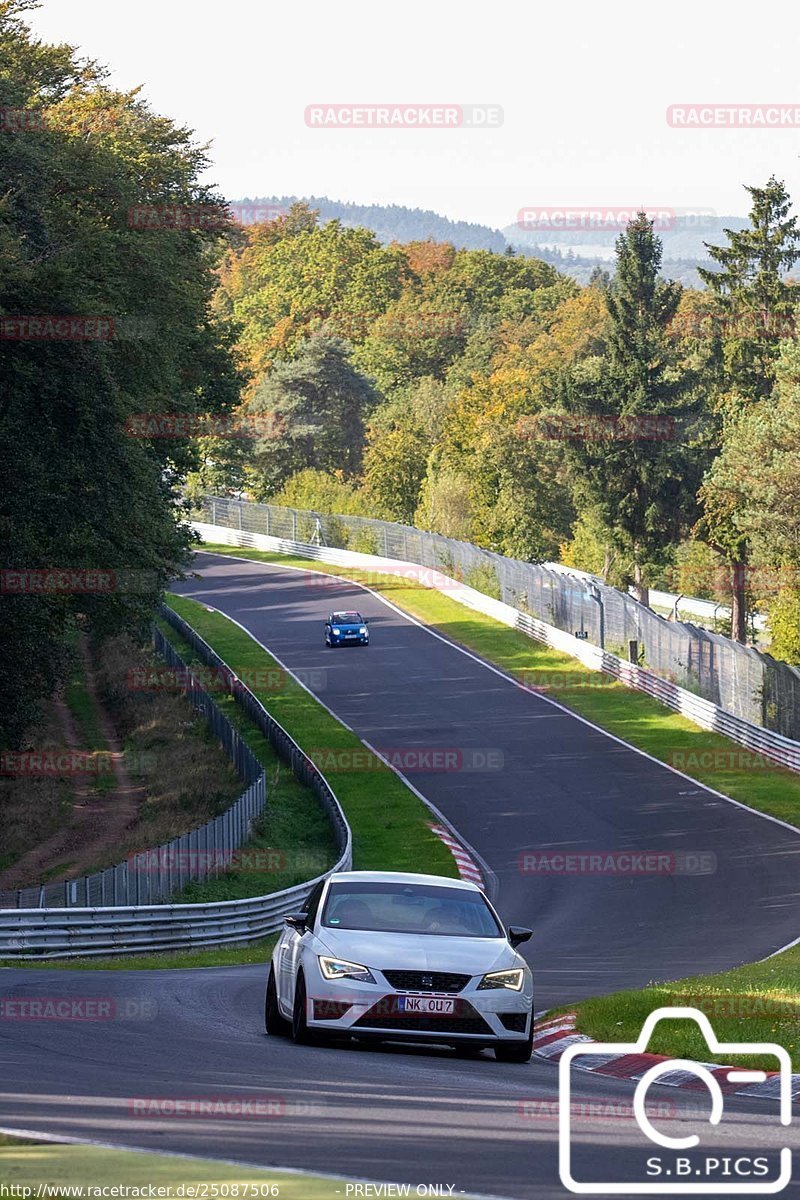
[{"left": 328, "top": 869, "right": 480, "bottom": 893}]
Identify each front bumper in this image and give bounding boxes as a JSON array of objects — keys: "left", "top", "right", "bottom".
[
  {"left": 330, "top": 632, "right": 368, "bottom": 645},
  {"left": 304, "top": 963, "right": 533, "bottom": 1043}
]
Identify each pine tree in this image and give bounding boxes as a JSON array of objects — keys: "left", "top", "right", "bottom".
[
  {"left": 698, "top": 176, "right": 800, "bottom": 404},
  {"left": 560, "top": 213, "right": 708, "bottom": 606}
]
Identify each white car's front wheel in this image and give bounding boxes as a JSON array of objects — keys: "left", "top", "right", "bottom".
[
  {"left": 291, "top": 972, "right": 315, "bottom": 1044},
  {"left": 493, "top": 1024, "right": 533, "bottom": 1063},
  {"left": 264, "top": 966, "right": 290, "bottom": 1037}
]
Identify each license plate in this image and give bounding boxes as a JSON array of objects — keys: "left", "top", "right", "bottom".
[{"left": 397, "top": 995, "right": 455, "bottom": 1015}]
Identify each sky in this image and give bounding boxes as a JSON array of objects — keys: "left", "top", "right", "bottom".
[{"left": 26, "top": 0, "right": 800, "bottom": 230}]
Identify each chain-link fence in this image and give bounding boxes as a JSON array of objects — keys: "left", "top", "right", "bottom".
[{"left": 196, "top": 495, "right": 800, "bottom": 741}]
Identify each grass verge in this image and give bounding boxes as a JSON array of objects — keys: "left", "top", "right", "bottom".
[
  {"left": 163, "top": 593, "right": 455, "bottom": 879},
  {"left": 0, "top": 1132, "right": 381, "bottom": 1199},
  {"left": 196, "top": 543, "right": 800, "bottom": 830},
  {"left": 560, "top": 943, "right": 800, "bottom": 1072}
]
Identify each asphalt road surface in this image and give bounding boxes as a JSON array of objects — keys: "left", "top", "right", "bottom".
[{"left": 2, "top": 550, "right": 798, "bottom": 1198}]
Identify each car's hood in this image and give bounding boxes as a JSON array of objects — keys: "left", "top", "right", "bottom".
[
  {"left": 330, "top": 622, "right": 363, "bottom": 630},
  {"left": 313, "top": 927, "right": 517, "bottom": 975}
]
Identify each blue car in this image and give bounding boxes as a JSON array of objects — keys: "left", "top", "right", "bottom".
[{"left": 324, "top": 611, "right": 370, "bottom": 647}]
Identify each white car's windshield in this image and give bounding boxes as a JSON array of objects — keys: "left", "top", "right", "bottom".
[{"left": 322, "top": 881, "right": 502, "bottom": 937}]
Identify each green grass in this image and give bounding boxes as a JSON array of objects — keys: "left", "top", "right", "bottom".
[
  {"left": 196, "top": 543, "right": 800, "bottom": 830},
  {"left": 560, "top": 943, "right": 800, "bottom": 1071},
  {"left": 0, "top": 1132, "right": 386, "bottom": 1199},
  {"left": 164, "top": 594, "right": 456, "bottom": 878},
  {"left": 0, "top": 935, "right": 278, "bottom": 970}
]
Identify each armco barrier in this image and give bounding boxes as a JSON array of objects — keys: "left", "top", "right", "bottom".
[
  {"left": 191, "top": 519, "right": 800, "bottom": 775},
  {"left": 0, "top": 879, "right": 335, "bottom": 959},
  {"left": 0, "top": 607, "right": 352, "bottom": 957}
]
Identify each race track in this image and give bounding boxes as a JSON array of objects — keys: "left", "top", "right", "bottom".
[{"left": 2, "top": 550, "right": 798, "bottom": 1198}]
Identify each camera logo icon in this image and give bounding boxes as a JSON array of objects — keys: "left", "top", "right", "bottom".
[{"left": 558, "top": 1006, "right": 793, "bottom": 1194}]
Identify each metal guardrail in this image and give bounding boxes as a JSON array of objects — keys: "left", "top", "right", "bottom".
[
  {"left": 0, "top": 880, "right": 334, "bottom": 959},
  {"left": 190, "top": 515, "right": 800, "bottom": 777},
  {"left": 0, "top": 606, "right": 352, "bottom": 957}
]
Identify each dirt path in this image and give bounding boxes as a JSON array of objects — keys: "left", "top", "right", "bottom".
[{"left": 0, "top": 634, "right": 145, "bottom": 893}]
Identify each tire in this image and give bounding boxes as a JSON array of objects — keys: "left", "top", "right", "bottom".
[
  {"left": 264, "top": 965, "right": 290, "bottom": 1037},
  {"left": 291, "top": 972, "right": 315, "bottom": 1044},
  {"left": 494, "top": 1024, "right": 533, "bottom": 1063}
]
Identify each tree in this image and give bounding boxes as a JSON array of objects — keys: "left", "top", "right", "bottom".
[
  {"left": 698, "top": 177, "right": 800, "bottom": 404},
  {"left": 696, "top": 178, "right": 800, "bottom": 639},
  {"left": 245, "top": 338, "right": 379, "bottom": 497},
  {"left": 217, "top": 207, "right": 405, "bottom": 377},
  {"left": 700, "top": 338, "right": 800, "bottom": 656},
  {"left": 362, "top": 422, "right": 428, "bottom": 524},
  {"left": 0, "top": 0, "right": 240, "bottom": 746},
  {"left": 559, "top": 213, "right": 708, "bottom": 605},
  {"left": 271, "top": 468, "right": 371, "bottom": 517},
  {"left": 413, "top": 462, "right": 474, "bottom": 541}
]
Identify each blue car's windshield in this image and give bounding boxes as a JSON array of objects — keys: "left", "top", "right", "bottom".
[
  {"left": 331, "top": 612, "right": 362, "bottom": 623},
  {"left": 322, "top": 881, "right": 501, "bottom": 937}
]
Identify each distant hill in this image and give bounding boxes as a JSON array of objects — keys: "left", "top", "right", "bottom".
[
  {"left": 230, "top": 196, "right": 749, "bottom": 287},
  {"left": 504, "top": 214, "right": 750, "bottom": 287},
  {"left": 234, "top": 195, "right": 506, "bottom": 252}
]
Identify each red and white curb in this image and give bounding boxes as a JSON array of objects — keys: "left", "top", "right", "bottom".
[
  {"left": 534, "top": 1012, "right": 800, "bottom": 1105},
  {"left": 429, "top": 823, "right": 484, "bottom": 886}
]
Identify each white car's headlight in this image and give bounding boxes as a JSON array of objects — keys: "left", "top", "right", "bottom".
[
  {"left": 477, "top": 968, "right": 525, "bottom": 991},
  {"left": 318, "top": 955, "right": 376, "bottom": 983}
]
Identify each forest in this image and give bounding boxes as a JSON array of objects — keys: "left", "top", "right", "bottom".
[{"left": 196, "top": 186, "right": 800, "bottom": 665}]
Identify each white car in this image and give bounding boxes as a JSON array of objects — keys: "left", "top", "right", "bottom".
[{"left": 265, "top": 870, "right": 534, "bottom": 1062}]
